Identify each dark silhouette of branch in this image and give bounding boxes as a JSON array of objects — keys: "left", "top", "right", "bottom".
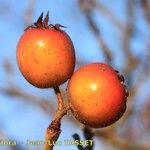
[
  {"left": 72, "top": 127, "right": 94, "bottom": 150},
  {"left": 72, "top": 134, "right": 85, "bottom": 150},
  {"left": 78, "top": 0, "right": 113, "bottom": 64},
  {"left": 0, "top": 86, "right": 55, "bottom": 114}
]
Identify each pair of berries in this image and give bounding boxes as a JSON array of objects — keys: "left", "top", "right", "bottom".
[{"left": 16, "top": 13, "right": 128, "bottom": 128}]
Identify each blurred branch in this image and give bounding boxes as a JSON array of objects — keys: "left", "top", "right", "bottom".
[
  {"left": 83, "top": 127, "right": 94, "bottom": 150},
  {"left": 122, "top": 0, "right": 139, "bottom": 77},
  {"left": 140, "top": 0, "right": 150, "bottom": 24},
  {"left": 0, "top": 83, "right": 81, "bottom": 128},
  {"left": 87, "top": 15, "right": 112, "bottom": 63},
  {"left": 78, "top": 0, "right": 113, "bottom": 63},
  {"left": 0, "top": 1, "right": 12, "bottom": 16},
  {"left": 3, "top": 59, "right": 14, "bottom": 75},
  {"left": 96, "top": 1, "right": 125, "bottom": 31},
  {"left": 0, "top": 86, "right": 55, "bottom": 114},
  {"left": 78, "top": 1, "right": 150, "bottom": 150},
  {"left": 72, "top": 127, "right": 94, "bottom": 150},
  {"left": 95, "top": 129, "right": 150, "bottom": 150},
  {"left": 23, "top": 0, "right": 36, "bottom": 26},
  {"left": 0, "top": 130, "right": 25, "bottom": 150},
  {"left": 72, "top": 134, "right": 85, "bottom": 150}
]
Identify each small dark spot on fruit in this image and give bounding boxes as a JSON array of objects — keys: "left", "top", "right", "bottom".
[
  {"left": 81, "top": 100, "right": 85, "bottom": 103},
  {"left": 87, "top": 104, "right": 90, "bottom": 106},
  {"left": 95, "top": 103, "right": 98, "bottom": 106},
  {"left": 34, "top": 59, "right": 39, "bottom": 64},
  {"left": 44, "top": 73, "right": 47, "bottom": 76}
]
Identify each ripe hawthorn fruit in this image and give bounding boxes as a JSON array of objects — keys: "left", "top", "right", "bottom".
[
  {"left": 67, "top": 63, "right": 128, "bottom": 128},
  {"left": 16, "top": 12, "right": 75, "bottom": 88}
]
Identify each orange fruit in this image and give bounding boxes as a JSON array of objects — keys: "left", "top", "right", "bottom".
[
  {"left": 16, "top": 13, "right": 75, "bottom": 88},
  {"left": 67, "top": 63, "right": 128, "bottom": 128}
]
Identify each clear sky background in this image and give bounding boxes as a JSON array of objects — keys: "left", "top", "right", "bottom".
[{"left": 0, "top": 0, "right": 150, "bottom": 150}]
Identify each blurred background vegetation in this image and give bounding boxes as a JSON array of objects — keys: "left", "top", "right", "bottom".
[{"left": 0, "top": 0, "right": 150, "bottom": 150}]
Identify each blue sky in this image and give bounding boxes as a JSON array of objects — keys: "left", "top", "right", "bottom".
[{"left": 0, "top": 0, "right": 149, "bottom": 150}]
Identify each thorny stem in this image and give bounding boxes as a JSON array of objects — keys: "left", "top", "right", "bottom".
[{"left": 44, "top": 86, "right": 70, "bottom": 150}]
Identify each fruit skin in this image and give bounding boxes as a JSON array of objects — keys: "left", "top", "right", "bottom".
[
  {"left": 67, "top": 63, "right": 127, "bottom": 128},
  {"left": 17, "top": 28, "right": 75, "bottom": 88}
]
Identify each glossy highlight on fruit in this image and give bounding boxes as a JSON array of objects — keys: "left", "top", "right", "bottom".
[
  {"left": 16, "top": 12, "right": 75, "bottom": 88},
  {"left": 67, "top": 63, "right": 128, "bottom": 128}
]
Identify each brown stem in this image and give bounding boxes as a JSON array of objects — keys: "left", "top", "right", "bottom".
[
  {"left": 53, "top": 86, "right": 64, "bottom": 111},
  {"left": 44, "top": 86, "right": 70, "bottom": 150}
]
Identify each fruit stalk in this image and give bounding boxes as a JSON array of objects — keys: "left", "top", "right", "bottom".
[
  {"left": 44, "top": 86, "right": 70, "bottom": 150},
  {"left": 54, "top": 86, "right": 64, "bottom": 111}
]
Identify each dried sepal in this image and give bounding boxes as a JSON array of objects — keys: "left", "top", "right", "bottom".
[{"left": 24, "top": 11, "right": 67, "bottom": 31}]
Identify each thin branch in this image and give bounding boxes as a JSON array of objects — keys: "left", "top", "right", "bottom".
[
  {"left": 0, "top": 85, "right": 80, "bottom": 127},
  {"left": 122, "top": 0, "right": 139, "bottom": 77},
  {"left": 95, "top": 130, "right": 150, "bottom": 150},
  {"left": 140, "top": 0, "right": 150, "bottom": 24},
  {"left": 0, "top": 86, "right": 54, "bottom": 114},
  {"left": 86, "top": 15, "right": 113, "bottom": 63},
  {"left": 53, "top": 86, "right": 64, "bottom": 111},
  {"left": 23, "top": 0, "right": 35, "bottom": 26},
  {"left": 44, "top": 86, "right": 70, "bottom": 150},
  {"left": 78, "top": 0, "right": 113, "bottom": 64},
  {"left": 96, "top": 1, "right": 125, "bottom": 31}
]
